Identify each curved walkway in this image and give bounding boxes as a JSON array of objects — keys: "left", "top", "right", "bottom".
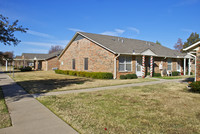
[
  {"left": 33, "top": 78, "right": 185, "bottom": 98},
  {"left": 0, "top": 73, "right": 78, "bottom": 134}
]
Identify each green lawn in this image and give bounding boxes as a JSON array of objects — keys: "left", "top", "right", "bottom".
[
  {"left": 38, "top": 82, "right": 200, "bottom": 134},
  {"left": 155, "top": 75, "right": 195, "bottom": 79},
  {"left": 10, "top": 71, "right": 157, "bottom": 94},
  {"left": 0, "top": 87, "right": 11, "bottom": 129}
]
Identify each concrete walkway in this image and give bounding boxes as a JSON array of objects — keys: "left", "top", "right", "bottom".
[
  {"left": 33, "top": 78, "right": 185, "bottom": 98},
  {"left": 0, "top": 73, "right": 78, "bottom": 134}
]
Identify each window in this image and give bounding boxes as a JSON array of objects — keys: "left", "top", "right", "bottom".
[
  {"left": 119, "top": 56, "right": 132, "bottom": 71},
  {"left": 177, "top": 60, "right": 181, "bottom": 71},
  {"left": 72, "top": 59, "right": 75, "bottom": 69},
  {"left": 167, "top": 59, "right": 172, "bottom": 70},
  {"left": 84, "top": 58, "right": 88, "bottom": 70}
]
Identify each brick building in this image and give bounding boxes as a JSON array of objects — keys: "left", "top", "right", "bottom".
[
  {"left": 59, "top": 32, "right": 193, "bottom": 79},
  {"left": 14, "top": 50, "right": 61, "bottom": 71},
  {"left": 183, "top": 41, "right": 200, "bottom": 81}
]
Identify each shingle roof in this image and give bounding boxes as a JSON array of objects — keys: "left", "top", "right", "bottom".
[
  {"left": 79, "top": 32, "right": 186, "bottom": 58},
  {"left": 18, "top": 50, "right": 62, "bottom": 60}
]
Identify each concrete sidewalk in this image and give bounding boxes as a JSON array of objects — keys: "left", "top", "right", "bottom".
[
  {"left": 33, "top": 78, "right": 185, "bottom": 98},
  {"left": 0, "top": 73, "right": 78, "bottom": 134}
]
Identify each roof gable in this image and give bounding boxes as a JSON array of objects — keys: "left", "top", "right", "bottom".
[{"left": 141, "top": 49, "right": 156, "bottom": 56}]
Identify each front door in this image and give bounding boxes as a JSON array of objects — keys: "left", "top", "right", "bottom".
[{"left": 136, "top": 56, "right": 142, "bottom": 76}]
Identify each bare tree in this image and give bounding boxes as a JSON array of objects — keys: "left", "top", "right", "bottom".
[
  {"left": 174, "top": 38, "right": 183, "bottom": 52},
  {"left": 48, "top": 45, "right": 63, "bottom": 54}
]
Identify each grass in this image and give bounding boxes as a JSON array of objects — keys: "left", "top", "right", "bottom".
[
  {"left": 155, "top": 75, "right": 195, "bottom": 79},
  {"left": 10, "top": 71, "right": 157, "bottom": 94},
  {"left": 0, "top": 87, "right": 11, "bottom": 129},
  {"left": 38, "top": 82, "right": 200, "bottom": 134}
]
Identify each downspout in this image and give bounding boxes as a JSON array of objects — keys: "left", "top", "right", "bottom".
[
  {"left": 114, "top": 53, "right": 120, "bottom": 79},
  {"left": 188, "top": 53, "right": 196, "bottom": 81}
]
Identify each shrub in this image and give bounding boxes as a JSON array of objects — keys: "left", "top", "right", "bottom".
[
  {"left": 55, "top": 70, "right": 113, "bottom": 79},
  {"left": 19, "top": 66, "right": 32, "bottom": 72},
  {"left": 120, "top": 74, "right": 137, "bottom": 79},
  {"left": 154, "top": 73, "right": 161, "bottom": 77},
  {"left": 126, "top": 74, "right": 138, "bottom": 79},
  {"left": 189, "top": 81, "right": 200, "bottom": 93},
  {"left": 120, "top": 75, "right": 127, "bottom": 79},
  {"left": 186, "top": 72, "right": 193, "bottom": 75},
  {"left": 172, "top": 71, "right": 180, "bottom": 76}
]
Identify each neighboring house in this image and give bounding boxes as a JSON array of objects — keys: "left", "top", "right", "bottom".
[
  {"left": 14, "top": 50, "right": 62, "bottom": 71},
  {"left": 41, "top": 51, "right": 61, "bottom": 71},
  {"left": 59, "top": 32, "right": 193, "bottom": 79},
  {"left": 183, "top": 41, "right": 200, "bottom": 81}
]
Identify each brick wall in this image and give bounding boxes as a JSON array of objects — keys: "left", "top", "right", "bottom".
[
  {"left": 42, "top": 61, "right": 46, "bottom": 71},
  {"left": 59, "top": 37, "right": 115, "bottom": 73},
  {"left": 47, "top": 57, "right": 60, "bottom": 70},
  {"left": 41, "top": 57, "right": 60, "bottom": 71}
]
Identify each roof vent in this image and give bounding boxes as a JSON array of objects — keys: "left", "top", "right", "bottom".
[
  {"left": 118, "top": 37, "right": 120, "bottom": 42},
  {"left": 121, "top": 39, "right": 124, "bottom": 43},
  {"left": 132, "top": 50, "right": 135, "bottom": 54}
]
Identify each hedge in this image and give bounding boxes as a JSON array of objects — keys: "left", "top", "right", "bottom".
[
  {"left": 19, "top": 66, "right": 32, "bottom": 72},
  {"left": 120, "top": 74, "right": 138, "bottom": 79},
  {"left": 172, "top": 71, "right": 180, "bottom": 76},
  {"left": 55, "top": 70, "right": 113, "bottom": 79},
  {"left": 189, "top": 81, "right": 200, "bottom": 93},
  {"left": 146, "top": 72, "right": 161, "bottom": 77}
]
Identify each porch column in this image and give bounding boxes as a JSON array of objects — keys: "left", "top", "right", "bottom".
[
  {"left": 142, "top": 55, "right": 145, "bottom": 78},
  {"left": 150, "top": 56, "right": 153, "bottom": 77},
  {"left": 35, "top": 60, "right": 38, "bottom": 70},
  {"left": 188, "top": 58, "right": 191, "bottom": 76},
  {"left": 6, "top": 60, "right": 8, "bottom": 71},
  {"left": 46, "top": 60, "right": 48, "bottom": 71},
  {"left": 184, "top": 58, "right": 186, "bottom": 75}
]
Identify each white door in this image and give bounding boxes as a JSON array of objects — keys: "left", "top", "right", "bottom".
[
  {"left": 177, "top": 60, "right": 181, "bottom": 72},
  {"left": 136, "top": 56, "right": 142, "bottom": 76}
]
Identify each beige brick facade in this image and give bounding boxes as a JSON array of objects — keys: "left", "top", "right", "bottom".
[
  {"left": 59, "top": 37, "right": 115, "bottom": 73},
  {"left": 59, "top": 35, "right": 186, "bottom": 79},
  {"left": 41, "top": 57, "right": 60, "bottom": 71}
]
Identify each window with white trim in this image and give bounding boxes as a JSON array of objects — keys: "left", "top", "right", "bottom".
[
  {"left": 167, "top": 59, "right": 172, "bottom": 70},
  {"left": 119, "top": 56, "right": 132, "bottom": 71},
  {"left": 177, "top": 60, "right": 181, "bottom": 71}
]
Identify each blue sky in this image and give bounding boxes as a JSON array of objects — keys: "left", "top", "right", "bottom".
[{"left": 1, "top": 0, "right": 200, "bottom": 56}]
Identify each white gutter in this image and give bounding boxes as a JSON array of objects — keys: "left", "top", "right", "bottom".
[
  {"left": 188, "top": 53, "right": 196, "bottom": 81},
  {"left": 114, "top": 53, "right": 120, "bottom": 79}
]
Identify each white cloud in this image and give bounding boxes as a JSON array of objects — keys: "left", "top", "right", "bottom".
[
  {"left": 100, "top": 29, "right": 125, "bottom": 36},
  {"left": 24, "top": 48, "right": 48, "bottom": 53},
  {"left": 181, "top": 28, "right": 194, "bottom": 33},
  {"left": 68, "top": 28, "right": 84, "bottom": 32},
  {"left": 21, "top": 41, "right": 67, "bottom": 48},
  {"left": 128, "top": 27, "right": 140, "bottom": 34},
  {"left": 27, "top": 30, "right": 54, "bottom": 38}
]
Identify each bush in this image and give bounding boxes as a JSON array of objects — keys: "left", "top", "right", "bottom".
[
  {"left": 189, "top": 81, "right": 200, "bottom": 93},
  {"left": 154, "top": 73, "right": 161, "bottom": 77},
  {"left": 19, "top": 66, "right": 32, "bottom": 72},
  {"left": 120, "top": 75, "right": 127, "bottom": 79},
  {"left": 120, "top": 74, "right": 137, "bottom": 79},
  {"left": 55, "top": 70, "right": 113, "bottom": 79},
  {"left": 186, "top": 72, "right": 193, "bottom": 75},
  {"left": 126, "top": 74, "right": 138, "bottom": 79},
  {"left": 172, "top": 71, "right": 180, "bottom": 76}
]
